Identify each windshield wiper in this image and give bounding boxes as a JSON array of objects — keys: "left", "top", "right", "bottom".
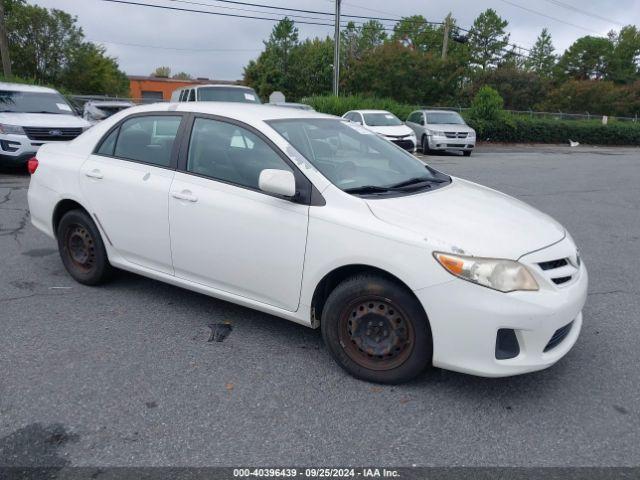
[
  {"left": 389, "top": 176, "right": 447, "bottom": 189},
  {"left": 344, "top": 185, "right": 391, "bottom": 194}
]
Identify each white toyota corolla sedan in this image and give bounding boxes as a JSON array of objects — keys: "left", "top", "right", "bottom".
[{"left": 27, "top": 103, "right": 588, "bottom": 383}]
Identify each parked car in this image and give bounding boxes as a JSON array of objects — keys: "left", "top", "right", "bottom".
[
  {"left": 343, "top": 109, "right": 416, "bottom": 152},
  {"left": 0, "top": 82, "right": 91, "bottom": 168},
  {"left": 28, "top": 103, "right": 587, "bottom": 384},
  {"left": 171, "top": 84, "right": 261, "bottom": 104},
  {"left": 83, "top": 100, "right": 135, "bottom": 124},
  {"left": 269, "top": 102, "right": 315, "bottom": 111},
  {"left": 406, "top": 109, "right": 475, "bottom": 156}
]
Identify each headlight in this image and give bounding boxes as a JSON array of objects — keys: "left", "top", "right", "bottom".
[
  {"left": 468, "top": 130, "right": 476, "bottom": 138},
  {"left": 427, "top": 129, "right": 445, "bottom": 136},
  {"left": 0, "top": 124, "right": 26, "bottom": 135},
  {"left": 434, "top": 252, "right": 539, "bottom": 292}
]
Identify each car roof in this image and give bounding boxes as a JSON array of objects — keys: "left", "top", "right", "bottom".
[
  {"left": 0, "top": 82, "right": 59, "bottom": 94},
  {"left": 419, "top": 109, "right": 461, "bottom": 114},
  {"left": 122, "top": 102, "right": 335, "bottom": 122}
]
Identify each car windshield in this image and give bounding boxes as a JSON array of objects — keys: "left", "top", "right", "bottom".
[
  {"left": 0, "top": 90, "right": 76, "bottom": 115},
  {"left": 363, "top": 112, "right": 403, "bottom": 126},
  {"left": 197, "top": 87, "right": 261, "bottom": 104},
  {"left": 268, "top": 118, "right": 449, "bottom": 195},
  {"left": 426, "top": 112, "right": 465, "bottom": 125}
]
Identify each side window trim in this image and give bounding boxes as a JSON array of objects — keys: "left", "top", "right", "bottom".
[
  {"left": 92, "top": 112, "right": 187, "bottom": 171},
  {"left": 176, "top": 113, "right": 322, "bottom": 206}
]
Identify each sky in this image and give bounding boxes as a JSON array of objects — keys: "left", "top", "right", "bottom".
[{"left": 29, "top": 0, "right": 640, "bottom": 81}]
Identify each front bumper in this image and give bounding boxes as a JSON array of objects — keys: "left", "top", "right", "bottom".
[
  {"left": 414, "top": 237, "right": 588, "bottom": 377},
  {"left": 428, "top": 135, "right": 475, "bottom": 151},
  {"left": 0, "top": 133, "right": 41, "bottom": 166},
  {"left": 386, "top": 136, "right": 417, "bottom": 152}
]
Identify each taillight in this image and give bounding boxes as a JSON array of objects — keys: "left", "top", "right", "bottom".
[{"left": 27, "top": 157, "right": 39, "bottom": 175}]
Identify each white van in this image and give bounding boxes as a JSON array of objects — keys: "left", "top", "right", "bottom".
[
  {"left": 170, "top": 84, "right": 261, "bottom": 104},
  {"left": 0, "top": 82, "right": 91, "bottom": 167}
]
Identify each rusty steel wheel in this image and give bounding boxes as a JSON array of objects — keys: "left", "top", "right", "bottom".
[
  {"left": 57, "top": 209, "right": 113, "bottom": 286},
  {"left": 64, "top": 224, "right": 96, "bottom": 273},
  {"left": 322, "top": 274, "right": 432, "bottom": 384},
  {"left": 339, "top": 296, "right": 414, "bottom": 371}
]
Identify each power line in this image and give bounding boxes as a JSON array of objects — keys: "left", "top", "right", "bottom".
[
  {"left": 542, "top": 0, "right": 625, "bottom": 27},
  {"left": 497, "top": 0, "right": 601, "bottom": 34},
  {"left": 90, "top": 39, "right": 260, "bottom": 52}
]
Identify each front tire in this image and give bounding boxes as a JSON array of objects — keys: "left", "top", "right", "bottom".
[
  {"left": 421, "top": 136, "right": 433, "bottom": 155},
  {"left": 463, "top": 150, "right": 472, "bottom": 157},
  {"left": 56, "top": 210, "right": 113, "bottom": 285},
  {"left": 321, "top": 274, "right": 432, "bottom": 384}
]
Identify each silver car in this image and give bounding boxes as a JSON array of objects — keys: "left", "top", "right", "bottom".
[{"left": 406, "top": 110, "right": 476, "bottom": 156}]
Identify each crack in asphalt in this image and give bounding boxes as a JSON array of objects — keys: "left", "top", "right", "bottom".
[
  {"left": 0, "top": 209, "right": 30, "bottom": 243},
  {"left": 588, "top": 289, "right": 637, "bottom": 296},
  {"left": 0, "top": 291, "right": 77, "bottom": 304}
]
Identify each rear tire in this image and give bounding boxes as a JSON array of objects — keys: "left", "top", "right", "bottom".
[
  {"left": 56, "top": 210, "right": 113, "bottom": 286},
  {"left": 321, "top": 274, "right": 432, "bottom": 384}
]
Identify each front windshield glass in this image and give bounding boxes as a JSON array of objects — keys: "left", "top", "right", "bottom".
[
  {"left": 0, "top": 90, "right": 76, "bottom": 115},
  {"left": 268, "top": 118, "right": 449, "bottom": 194},
  {"left": 198, "top": 87, "right": 261, "bottom": 104},
  {"left": 426, "top": 112, "right": 465, "bottom": 125},
  {"left": 363, "top": 112, "right": 403, "bottom": 126}
]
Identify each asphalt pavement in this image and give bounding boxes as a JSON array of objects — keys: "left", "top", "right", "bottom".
[{"left": 1, "top": 144, "right": 639, "bottom": 467}]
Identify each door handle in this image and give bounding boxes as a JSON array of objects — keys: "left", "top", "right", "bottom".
[
  {"left": 85, "top": 169, "right": 103, "bottom": 179},
  {"left": 172, "top": 190, "right": 198, "bottom": 202}
]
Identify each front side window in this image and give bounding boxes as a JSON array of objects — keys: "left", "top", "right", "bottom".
[
  {"left": 426, "top": 111, "right": 465, "bottom": 125},
  {"left": 113, "top": 115, "right": 181, "bottom": 167},
  {"left": 363, "top": 112, "right": 403, "bottom": 126},
  {"left": 0, "top": 90, "right": 75, "bottom": 115},
  {"left": 187, "top": 117, "right": 291, "bottom": 190},
  {"left": 268, "top": 118, "right": 449, "bottom": 195}
]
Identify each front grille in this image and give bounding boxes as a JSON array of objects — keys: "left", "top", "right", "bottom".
[
  {"left": 23, "top": 126, "right": 84, "bottom": 142},
  {"left": 539, "top": 258, "right": 568, "bottom": 270},
  {"left": 544, "top": 321, "right": 574, "bottom": 352},
  {"left": 390, "top": 139, "right": 415, "bottom": 151},
  {"left": 444, "top": 132, "right": 468, "bottom": 139}
]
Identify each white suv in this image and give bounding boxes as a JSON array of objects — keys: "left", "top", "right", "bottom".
[
  {"left": 406, "top": 110, "right": 476, "bottom": 156},
  {"left": 0, "top": 82, "right": 91, "bottom": 168}
]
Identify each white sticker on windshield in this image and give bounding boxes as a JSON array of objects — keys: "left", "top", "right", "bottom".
[
  {"left": 345, "top": 122, "right": 373, "bottom": 134},
  {"left": 57, "top": 103, "right": 72, "bottom": 111},
  {"left": 244, "top": 93, "right": 256, "bottom": 101},
  {"left": 385, "top": 114, "right": 394, "bottom": 119}
]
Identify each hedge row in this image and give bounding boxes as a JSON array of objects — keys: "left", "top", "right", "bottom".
[
  {"left": 468, "top": 117, "right": 640, "bottom": 145},
  {"left": 303, "top": 95, "right": 640, "bottom": 146}
]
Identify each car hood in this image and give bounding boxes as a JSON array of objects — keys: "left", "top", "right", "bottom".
[
  {"left": 365, "top": 178, "right": 565, "bottom": 259},
  {"left": 428, "top": 123, "right": 474, "bottom": 132},
  {"left": 0, "top": 112, "right": 90, "bottom": 128},
  {"left": 366, "top": 125, "right": 414, "bottom": 137}
]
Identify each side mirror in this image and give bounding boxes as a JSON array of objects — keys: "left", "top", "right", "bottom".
[{"left": 259, "top": 169, "right": 296, "bottom": 197}]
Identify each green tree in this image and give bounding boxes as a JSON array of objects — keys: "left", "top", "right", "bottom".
[
  {"left": 607, "top": 25, "right": 640, "bottom": 83},
  {"left": 470, "top": 67, "right": 548, "bottom": 110},
  {"left": 172, "top": 71, "right": 193, "bottom": 80},
  {"left": 5, "top": 2, "right": 83, "bottom": 84},
  {"left": 152, "top": 66, "right": 171, "bottom": 78},
  {"left": 391, "top": 15, "right": 439, "bottom": 53},
  {"left": 525, "top": 28, "right": 556, "bottom": 77},
  {"left": 467, "top": 9, "right": 510, "bottom": 71},
  {"left": 62, "top": 42, "right": 128, "bottom": 96},
  {"left": 468, "top": 85, "right": 505, "bottom": 121},
  {"left": 556, "top": 36, "right": 613, "bottom": 80}
]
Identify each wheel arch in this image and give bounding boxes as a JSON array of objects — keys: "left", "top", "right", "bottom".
[
  {"left": 52, "top": 199, "right": 91, "bottom": 239},
  {"left": 310, "top": 264, "right": 427, "bottom": 327}
]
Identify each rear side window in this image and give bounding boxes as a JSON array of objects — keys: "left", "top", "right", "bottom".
[
  {"left": 189, "top": 89, "right": 196, "bottom": 102},
  {"left": 113, "top": 115, "right": 182, "bottom": 167},
  {"left": 187, "top": 117, "right": 292, "bottom": 190},
  {"left": 96, "top": 128, "right": 118, "bottom": 156}
]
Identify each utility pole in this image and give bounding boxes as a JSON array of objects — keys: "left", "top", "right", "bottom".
[
  {"left": 441, "top": 13, "right": 452, "bottom": 60},
  {"left": 0, "top": 1, "right": 12, "bottom": 78},
  {"left": 333, "top": 0, "right": 341, "bottom": 96}
]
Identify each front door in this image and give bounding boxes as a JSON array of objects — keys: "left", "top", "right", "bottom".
[{"left": 168, "top": 116, "right": 309, "bottom": 311}]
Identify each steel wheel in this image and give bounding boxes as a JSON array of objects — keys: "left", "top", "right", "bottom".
[
  {"left": 64, "top": 224, "right": 96, "bottom": 273},
  {"left": 339, "top": 295, "right": 415, "bottom": 371}
]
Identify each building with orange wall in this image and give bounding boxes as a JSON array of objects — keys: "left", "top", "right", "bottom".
[{"left": 128, "top": 76, "right": 241, "bottom": 103}]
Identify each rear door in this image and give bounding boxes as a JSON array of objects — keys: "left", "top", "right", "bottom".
[
  {"left": 80, "top": 113, "right": 185, "bottom": 274},
  {"left": 168, "top": 115, "right": 310, "bottom": 311}
]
